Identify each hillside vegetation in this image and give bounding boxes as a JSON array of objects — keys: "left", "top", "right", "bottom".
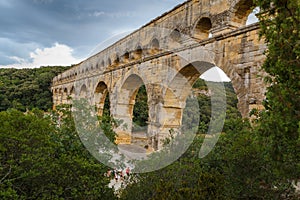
[{"left": 0, "top": 66, "right": 68, "bottom": 111}]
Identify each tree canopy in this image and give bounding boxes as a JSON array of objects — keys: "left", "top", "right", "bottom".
[
  {"left": 0, "top": 107, "right": 116, "bottom": 199},
  {"left": 0, "top": 66, "right": 68, "bottom": 112}
]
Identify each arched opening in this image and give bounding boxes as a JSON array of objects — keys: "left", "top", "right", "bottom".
[
  {"left": 246, "top": 7, "right": 260, "bottom": 25},
  {"left": 170, "top": 29, "right": 181, "bottom": 42},
  {"left": 102, "top": 94, "right": 110, "bottom": 119},
  {"left": 161, "top": 63, "right": 239, "bottom": 148},
  {"left": 101, "top": 60, "right": 104, "bottom": 68},
  {"left": 169, "top": 29, "right": 181, "bottom": 49},
  {"left": 150, "top": 38, "right": 160, "bottom": 54},
  {"left": 113, "top": 54, "right": 120, "bottom": 66},
  {"left": 200, "top": 66, "right": 231, "bottom": 82},
  {"left": 62, "top": 88, "right": 68, "bottom": 104},
  {"left": 54, "top": 88, "right": 59, "bottom": 105},
  {"left": 108, "top": 58, "right": 112, "bottom": 67},
  {"left": 133, "top": 46, "right": 143, "bottom": 60},
  {"left": 69, "top": 86, "right": 75, "bottom": 101},
  {"left": 123, "top": 51, "right": 130, "bottom": 63},
  {"left": 115, "top": 74, "right": 149, "bottom": 145},
  {"left": 231, "top": 0, "right": 255, "bottom": 26},
  {"left": 79, "top": 84, "right": 88, "bottom": 99},
  {"left": 93, "top": 81, "right": 113, "bottom": 142},
  {"left": 132, "top": 85, "right": 148, "bottom": 133},
  {"left": 94, "top": 81, "right": 109, "bottom": 116},
  {"left": 58, "top": 88, "right": 63, "bottom": 104},
  {"left": 193, "top": 17, "right": 212, "bottom": 41},
  {"left": 198, "top": 66, "right": 240, "bottom": 133},
  {"left": 158, "top": 62, "right": 212, "bottom": 149}
]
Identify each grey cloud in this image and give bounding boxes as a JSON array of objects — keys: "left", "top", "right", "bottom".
[
  {"left": 0, "top": 0, "right": 183, "bottom": 66},
  {"left": 0, "top": 37, "right": 40, "bottom": 65}
]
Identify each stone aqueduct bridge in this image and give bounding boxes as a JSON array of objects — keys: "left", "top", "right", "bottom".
[{"left": 52, "top": 0, "right": 267, "bottom": 148}]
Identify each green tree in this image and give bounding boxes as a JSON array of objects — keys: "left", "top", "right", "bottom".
[
  {"left": 120, "top": 136, "right": 226, "bottom": 200},
  {"left": 133, "top": 85, "right": 149, "bottom": 131},
  {"left": 253, "top": 0, "right": 300, "bottom": 197},
  {"left": 98, "top": 94, "right": 117, "bottom": 144},
  {"left": 0, "top": 108, "right": 116, "bottom": 199}
]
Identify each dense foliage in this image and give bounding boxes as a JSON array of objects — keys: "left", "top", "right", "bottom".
[
  {"left": 254, "top": 0, "right": 300, "bottom": 195},
  {"left": 133, "top": 85, "right": 148, "bottom": 129},
  {"left": 0, "top": 66, "right": 68, "bottom": 112},
  {"left": 0, "top": 107, "right": 116, "bottom": 199}
]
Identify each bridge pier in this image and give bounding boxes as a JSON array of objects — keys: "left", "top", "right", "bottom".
[
  {"left": 147, "top": 84, "right": 186, "bottom": 150},
  {"left": 113, "top": 104, "right": 133, "bottom": 145}
]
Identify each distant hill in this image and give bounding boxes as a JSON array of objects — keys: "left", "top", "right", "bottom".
[{"left": 0, "top": 66, "right": 69, "bottom": 111}]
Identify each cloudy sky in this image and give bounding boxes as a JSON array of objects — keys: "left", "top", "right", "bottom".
[
  {"left": 0, "top": 0, "right": 185, "bottom": 68},
  {"left": 0, "top": 0, "right": 258, "bottom": 81}
]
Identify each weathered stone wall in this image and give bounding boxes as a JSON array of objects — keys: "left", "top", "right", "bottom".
[{"left": 214, "top": 24, "right": 267, "bottom": 117}]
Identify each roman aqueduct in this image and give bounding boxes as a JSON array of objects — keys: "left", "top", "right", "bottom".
[{"left": 52, "top": 0, "right": 267, "bottom": 149}]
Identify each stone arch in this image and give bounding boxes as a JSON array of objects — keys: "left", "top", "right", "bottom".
[
  {"left": 150, "top": 38, "right": 160, "bottom": 54},
  {"left": 133, "top": 45, "right": 143, "bottom": 60},
  {"left": 174, "top": 60, "right": 249, "bottom": 118},
  {"left": 58, "top": 88, "right": 63, "bottom": 104},
  {"left": 246, "top": 7, "right": 260, "bottom": 25},
  {"left": 79, "top": 84, "right": 88, "bottom": 99},
  {"left": 94, "top": 81, "right": 109, "bottom": 116},
  {"left": 98, "top": 60, "right": 105, "bottom": 71},
  {"left": 149, "top": 61, "right": 216, "bottom": 148},
  {"left": 113, "top": 54, "right": 120, "bottom": 66},
  {"left": 122, "top": 51, "right": 130, "bottom": 63},
  {"left": 53, "top": 88, "right": 60, "bottom": 105},
  {"left": 193, "top": 17, "right": 212, "bottom": 41},
  {"left": 230, "top": 0, "right": 255, "bottom": 26},
  {"left": 168, "top": 62, "right": 211, "bottom": 99},
  {"left": 62, "top": 88, "right": 68, "bottom": 104},
  {"left": 114, "top": 74, "right": 149, "bottom": 144},
  {"left": 108, "top": 58, "right": 112, "bottom": 67},
  {"left": 165, "top": 62, "right": 215, "bottom": 115},
  {"left": 169, "top": 29, "right": 181, "bottom": 49},
  {"left": 69, "top": 86, "right": 75, "bottom": 101},
  {"left": 219, "top": 64, "right": 252, "bottom": 118}
]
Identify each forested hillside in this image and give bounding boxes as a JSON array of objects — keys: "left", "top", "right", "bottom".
[{"left": 0, "top": 66, "right": 69, "bottom": 111}]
